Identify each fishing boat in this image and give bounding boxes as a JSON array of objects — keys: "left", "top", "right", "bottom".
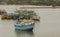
[
  {"left": 15, "top": 19, "right": 35, "bottom": 31},
  {"left": 18, "top": 10, "right": 40, "bottom": 21},
  {"left": 12, "top": 11, "right": 19, "bottom": 20},
  {"left": 6, "top": 14, "right": 12, "bottom": 20},
  {"left": 1, "top": 13, "right": 13, "bottom": 20},
  {"left": 1, "top": 12, "right": 7, "bottom": 20},
  {"left": 32, "top": 15, "right": 40, "bottom": 21}
]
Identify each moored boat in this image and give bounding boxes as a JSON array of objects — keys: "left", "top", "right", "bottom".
[
  {"left": 12, "top": 11, "right": 19, "bottom": 20},
  {"left": 15, "top": 19, "right": 35, "bottom": 31},
  {"left": 32, "top": 15, "right": 40, "bottom": 21},
  {"left": 17, "top": 10, "right": 40, "bottom": 21}
]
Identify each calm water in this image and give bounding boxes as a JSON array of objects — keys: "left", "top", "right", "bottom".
[{"left": 0, "top": 6, "right": 60, "bottom": 37}]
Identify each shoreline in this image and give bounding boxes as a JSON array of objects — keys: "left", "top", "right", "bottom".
[{"left": 0, "top": 5, "right": 60, "bottom": 9}]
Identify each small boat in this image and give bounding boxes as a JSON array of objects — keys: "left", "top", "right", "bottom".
[
  {"left": 19, "top": 10, "right": 40, "bottom": 21},
  {"left": 15, "top": 19, "right": 35, "bottom": 31},
  {"left": 12, "top": 12, "right": 19, "bottom": 20},
  {"left": 1, "top": 15, "right": 7, "bottom": 20},
  {"left": 32, "top": 15, "right": 40, "bottom": 21},
  {"left": 1, "top": 13, "right": 12, "bottom": 20},
  {"left": 1, "top": 13, "right": 7, "bottom": 20}
]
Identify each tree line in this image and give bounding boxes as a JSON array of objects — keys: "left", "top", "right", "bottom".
[{"left": 0, "top": 0, "right": 60, "bottom": 6}]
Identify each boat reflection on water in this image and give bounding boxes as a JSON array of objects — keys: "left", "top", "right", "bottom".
[{"left": 15, "top": 31, "right": 34, "bottom": 37}]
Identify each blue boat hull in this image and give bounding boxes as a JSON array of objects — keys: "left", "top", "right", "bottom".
[{"left": 15, "top": 25, "right": 34, "bottom": 31}]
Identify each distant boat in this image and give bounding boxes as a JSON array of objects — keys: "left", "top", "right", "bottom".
[
  {"left": 15, "top": 19, "right": 35, "bottom": 31},
  {"left": 32, "top": 15, "right": 40, "bottom": 21},
  {"left": 1, "top": 13, "right": 12, "bottom": 20},
  {"left": 17, "top": 10, "right": 40, "bottom": 21},
  {"left": 12, "top": 12, "right": 19, "bottom": 20}
]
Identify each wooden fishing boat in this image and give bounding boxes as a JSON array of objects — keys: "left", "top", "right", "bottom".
[
  {"left": 32, "top": 15, "right": 40, "bottom": 21},
  {"left": 15, "top": 19, "right": 35, "bottom": 31},
  {"left": 1, "top": 13, "right": 13, "bottom": 20},
  {"left": 6, "top": 16, "right": 12, "bottom": 20},
  {"left": 12, "top": 12, "right": 19, "bottom": 20},
  {"left": 1, "top": 15, "right": 7, "bottom": 20}
]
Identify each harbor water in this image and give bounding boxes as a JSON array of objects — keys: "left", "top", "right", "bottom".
[{"left": 0, "top": 6, "right": 60, "bottom": 37}]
